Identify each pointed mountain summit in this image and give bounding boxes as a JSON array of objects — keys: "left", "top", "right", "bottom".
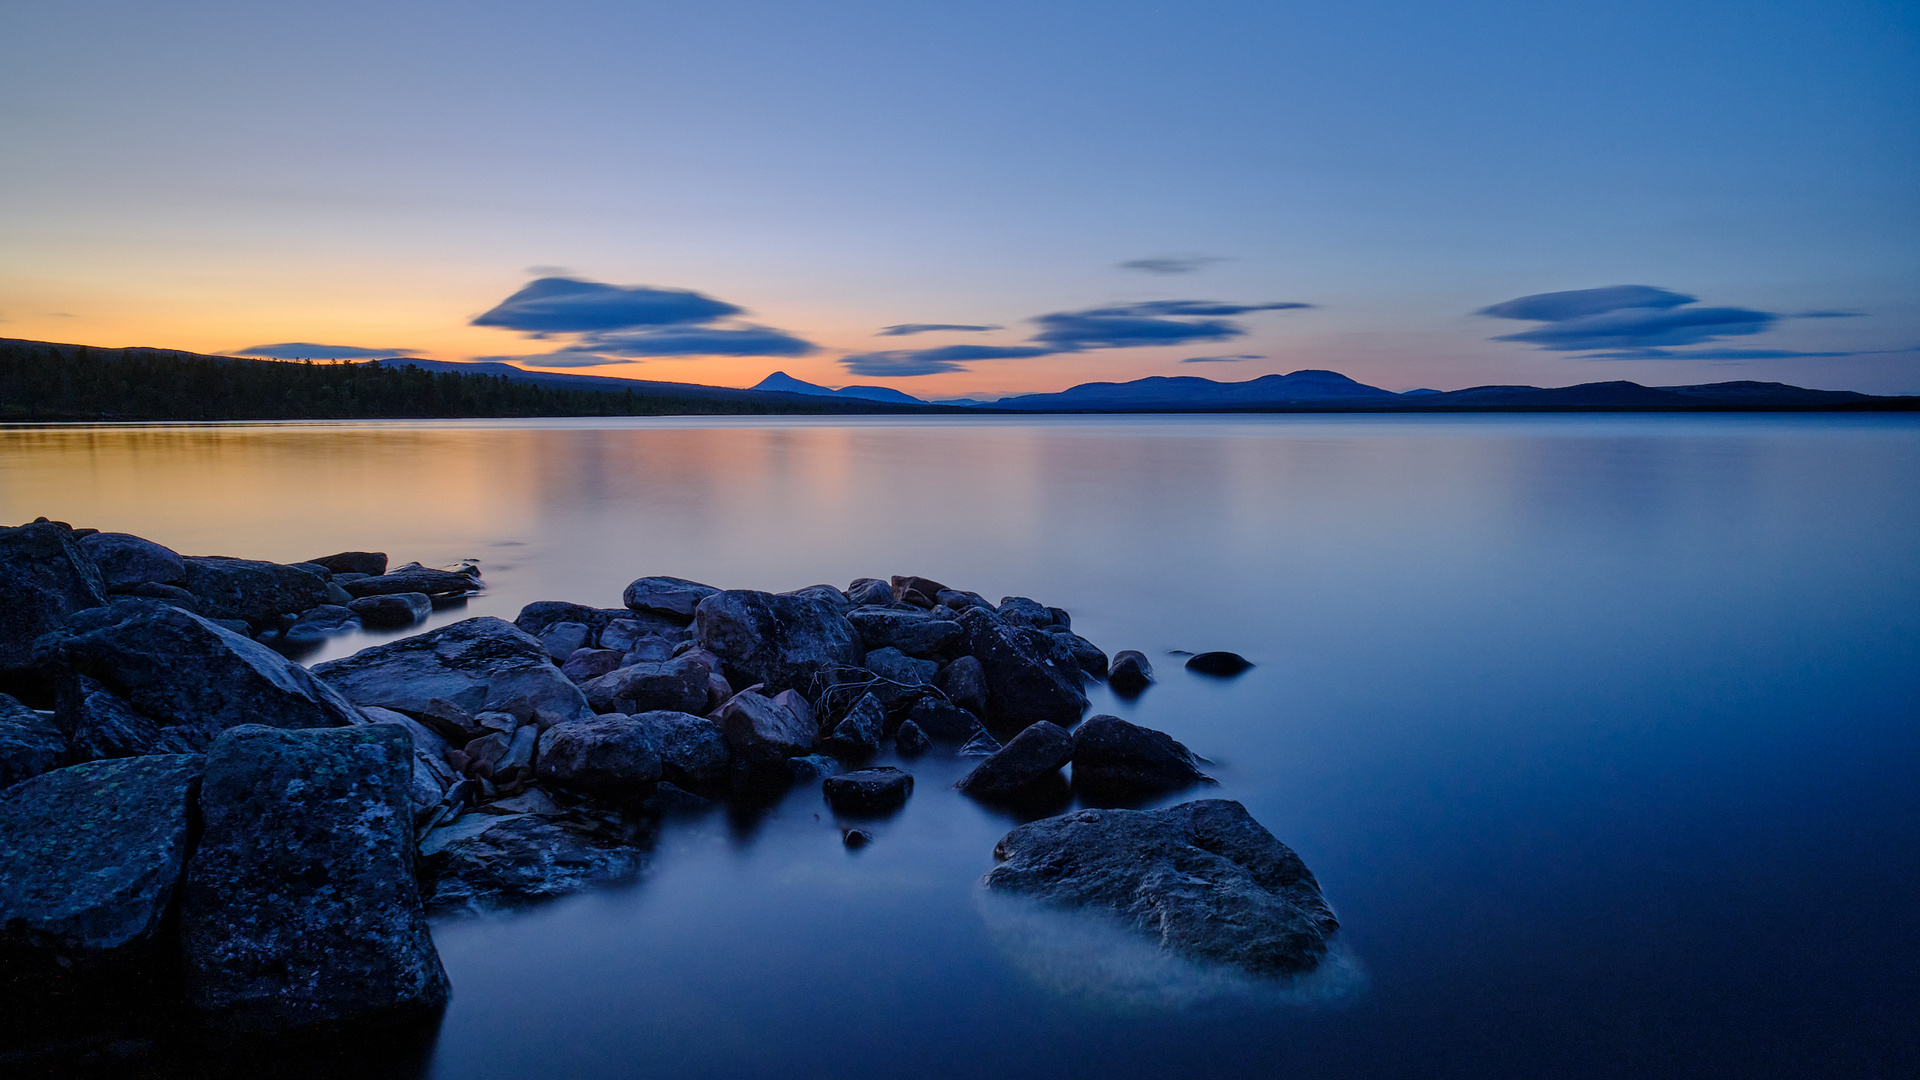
[{"left": 751, "top": 371, "right": 923, "bottom": 404}]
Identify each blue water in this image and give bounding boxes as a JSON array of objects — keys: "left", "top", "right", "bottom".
[{"left": 4, "top": 414, "right": 1916, "bottom": 1077}]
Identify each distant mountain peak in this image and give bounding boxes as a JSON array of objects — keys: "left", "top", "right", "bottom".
[{"left": 751, "top": 370, "right": 923, "bottom": 404}]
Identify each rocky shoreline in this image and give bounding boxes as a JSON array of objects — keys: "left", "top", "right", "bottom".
[{"left": 2, "top": 516, "right": 1336, "bottom": 1044}]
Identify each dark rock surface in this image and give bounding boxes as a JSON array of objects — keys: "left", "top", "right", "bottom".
[
  {"left": 905, "top": 695, "right": 982, "bottom": 742},
  {"left": 181, "top": 556, "right": 329, "bottom": 628},
  {"left": 0, "top": 521, "right": 107, "bottom": 673},
  {"left": 280, "top": 604, "right": 360, "bottom": 648},
  {"left": 0, "top": 692, "right": 66, "bottom": 788},
  {"left": 997, "top": 596, "right": 1056, "bottom": 628},
  {"left": 40, "top": 599, "right": 366, "bottom": 745},
  {"left": 844, "top": 578, "right": 893, "bottom": 606},
  {"left": 348, "top": 592, "right": 432, "bottom": 629},
  {"left": 536, "top": 715, "right": 664, "bottom": 794},
  {"left": 313, "top": 616, "right": 592, "bottom": 726},
  {"left": 631, "top": 710, "right": 732, "bottom": 788},
  {"left": 339, "top": 568, "right": 479, "bottom": 599},
  {"left": 78, "top": 532, "right": 186, "bottom": 591},
  {"left": 560, "top": 647, "right": 626, "bottom": 684},
  {"left": 890, "top": 575, "right": 948, "bottom": 608},
  {"left": 581, "top": 657, "right": 708, "bottom": 715},
  {"left": 694, "top": 590, "right": 864, "bottom": 696},
  {"left": 1042, "top": 626, "right": 1110, "bottom": 677},
  {"left": 54, "top": 671, "right": 196, "bottom": 761},
  {"left": 516, "top": 601, "right": 686, "bottom": 643},
  {"left": 958, "top": 728, "right": 1002, "bottom": 757},
  {"left": 422, "top": 814, "right": 645, "bottom": 917},
  {"left": 622, "top": 576, "right": 720, "bottom": 622},
  {"left": 307, "top": 551, "right": 388, "bottom": 577},
  {"left": 846, "top": 607, "right": 963, "bottom": 657},
  {"left": 823, "top": 766, "right": 913, "bottom": 814},
  {"left": 985, "top": 799, "right": 1337, "bottom": 975},
  {"left": 1186, "top": 651, "right": 1253, "bottom": 676},
  {"left": 538, "top": 621, "right": 592, "bottom": 661},
  {"left": 1108, "top": 650, "right": 1154, "bottom": 695},
  {"left": 955, "top": 608, "right": 1088, "bottom": 732},
  {"left": 936, "top": 654, "right": 989, "bottom": 716},
  {"left": 893, "top": 719, "right": 931, "bottom": 756},
  {"left": 0, "top": 755, "right": 202, "bottom": 966},
  {"left": 864, "top": 646, "right": 937, "bottom": 688},
  {"left": 821, "top": 691, "right": 886, "bottom": 757},
  {"left": 182, "top": 724, "right": 448, "bottom": 1033},
  {"left": 954, "top": 720, "right": 1074, "bottom": 798},
  {"left": 714, "top": 688, "right": 815, "bottom": 764},
  {"left": 1070, "top": 715, "right": 1213, "bottom": 794}
]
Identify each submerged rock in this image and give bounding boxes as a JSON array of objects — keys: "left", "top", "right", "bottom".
[
  {"left": 823, "top": 766, "right": 914, "bottom": 814},
  {"left": 694, "top": 590, "right": 864, "bottom": 696},
  {"left": 0, "top": 693, "right": 66, "bottom": 789},
  {"left": 1070, "top": 715, "right": 1212, "bottom": 793},
  {"left": 954, "top": 720, "right": 1074, "bottom": 799},
  {"left": 182, "top": 724, "right": 448, "bottom": 1034},
  {"left": 985, "top": 799, "right": 1337, "bottom": 975},
  {"left": 0, "top": 755, "right": 202, "bottom": 967},
  {"left": 1185, "top": 651, "right": 1253, "bottom": 677},
  {"left": 313, "top": 616, "right": 592, "bottom": 726},
  {"left": 0, "top": 521, "right": 107, "bottom": 674},
  {"left": 958, "top": 728, "right": 1002, "bottom": 757},
  {"left": 1107, "top": 651, "right": 1154, "bottom": 695}
]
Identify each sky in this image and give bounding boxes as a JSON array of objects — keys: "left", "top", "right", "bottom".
[{"left": 1, "top": 0, "right": 1915, "bottom": 397}]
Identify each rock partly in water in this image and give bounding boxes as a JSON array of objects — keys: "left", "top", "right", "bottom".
[
  {"left": 0, "top": 693, "right": 66, "bottom": 789},
  {"left": 958, "top": 728, "right": 1003, "bottom": 757},
  {"left": 39, "top": 599, "right": 366, "bottom": 746},
  {"left": 0, "top": 755, "right": 202, "bottom": 968},
  {"left": 182, "top": 724, "right": 448, "bottom": 1034},
  {"left": 0, "top": 521, "right": 107, "bottom": 674},
  {"left": 79, "top": 532, "right": 186, "bottom": 591},
  {"left": 535, "top": 715, "right": 663, "bottom": 796},
  {"left": 622, "top": 576, "right": 721, "bottom": 623},
  {"left": 694, "top": 590, "right": 864, "bottom": 698},
  {"left": 954, "top": 720, "right": 1074, "bottom": 799},
  {"left": 905, "top": 695, "right": 981, "bottom": 742},
  {"left": 893, "top": 719, "right": 931, "bottom": 756},
  {"left": 955, "top": 608, "right": 1088, "bottom": 733},
  {"left": 823, "top": 766, "right": 914, "bottom": 814},
  {"left": 1042, "top": 626, "right": 1110, "bottom": 678},
  {"left": 1107, "top": 651, "right": 1154, "bottom": 695},
  {"left": 820, "top": 691, "right": 886, "bottom": 758},
  {"left": 312, "top": 616, "right": 592, "bottom": 726},
  {"left": 1070, "top": 715, "right": 1213, "bottom": 795},
  {"left": 422, "top": 814, "right": 645, "bottom": 918},
  {"left": 279, "top": 604, "right": 361, "bottom": 648},
  {"left": 1185, "top": 651, "right": 1253, "bottom": 677},
  {"left": 985, "top": 799, "right": 1337, "bottom": 975},
  {"left": 347, "top": 592, "right": 432, "bottom": 629},
  {"left": 339, "top": 568, "right": 479, "bottom": 599},
  {"left": 180, "top": 556, "right": 329, "bottom": 629},
  {"left": 713, "top": 688, "right": 815, "bottom": 765}
]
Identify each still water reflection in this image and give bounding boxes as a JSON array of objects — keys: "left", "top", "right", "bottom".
[{"left": 3, "top": 415, "right": 1916, "bottom": 1078}]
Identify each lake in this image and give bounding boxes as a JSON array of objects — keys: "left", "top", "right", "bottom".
[{"left": 3, "top": 414, "right": 1917, "bottom": 1078}]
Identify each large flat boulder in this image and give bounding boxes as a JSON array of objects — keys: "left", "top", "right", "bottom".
[
  {"left": 622, "top": 576, "right": 720, "bottom": 623},
  {"left": 181, "top": 555, "right": 329, "bottom": 628},
  {"left": 38, "top": 599, "right": 366, "bottom": 747},
  {"left": 694, "top": 590, "right": 864, "bottom": 697},
  {"left": 985, "top": 799, "right": 1338, "bottom": 975},
  {"left": 845, "top": 607, "right": 964, "bottom": 657},
  {"left": 313, "top": 616, "right": 592, "bottom": 725},
  {"left": 0, "top": 521, "right": 106, "bottom": 673},
  {"left": 0, "top": 755, "right": 202, "bottom": 967},
  {"left": 0, "top": 693, "right": 66, "bottom": 789},
  {"left": 955, "top": 608, "right": 1087, "bottom": 732},
  {"left": 182, "top": 725, "right": 449, "bottom": 1034},
  {"left": 78, "top": 532, "right": 187, "bottom": 591}
]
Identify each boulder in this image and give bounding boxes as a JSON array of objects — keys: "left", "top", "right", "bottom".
[
  {"left": 306, "top": 551, "right": 387, "bottom": 576},
  {"left": 0, "top": 521, "right": 107, "bottom": 673},
  {"left": 312, "top": 616, "right": 593, "bottom": 726},
  {"left": 78, "top": 532, "right": 186, "bottom": 590},
  {"left": 714, "top": 688, "right": 814, "bottom": 765},
  {"left": 0, "top": 693, "right": 66, "bottom": 788},
  {"left": 538, "top": 621, "right": 592, "bottom": 661},
  {"left": 421, "top": 814, "right": 644, "bottom": 918},
  {"left": 600, "top": 618, "right": 659, "bottom": 653},
  {"left": 54, "top": 671, "right": 197, "bottom": 760},
  {"left": 631, "top": 710, "right": 732, "bottom": 788},
  {"left": 1042, "top": 626, "right": 1109, "bottom": 677},
  {"left": 954, "top": 720, "right": 1074, "bottom": 799},
  {"left": 694, "top": 590, "right": 864, "bottom": 696},
  {"left": 39, "top": 599, "right": 366, "bottom": 745},
  {"left": 625, "top": 636, "right": 678, "bottom": 664},
  {"left": 280, "top": 604, "right": 360, "bottom": 647},
  {"left": 955, "top": 608, "right": 1088, "bottom": 732},
  {"left": 623, "top": 576, "right": 721, "bottom": 622},
  {"left": 0, "top": 755, "right": 202, "bottom": 967},
  {"left": 517, "top": 601, "right": 688, "bottom": 644},
  {"left": 890, "top": 575, "right": 948, "bottom": 608},
  {"left": 1108, "top": 651, "right": 1154, "bottom": 695},
  {"left": 180, "top": 556, "right": 329, "bottom": 628},
  {"left": 936, "top": 655, "right": 989, "bottom": 716},
  {"left": 580, "top": 657, "right": 708, "bottom": 715},
  {"left": 905, "top": 695, "right": 981, "bottom": 742},
  {"left": 783, "top": 584, "right": 852, "bottom": 612},
  {"left": 821, "top": 691, "right": 886, "bottom": 758},
  {"left": 348, "top": 591, "right": 432, "bottom": 629},
  {"left": 823, "top": 767, "right": 914, "bottom": 814},
  {"left": 560, "top": 647, "right": 626, "bottom": 684},
  {"left": 984, "top": 799, "right": 1338, "bottom": 975},
  {"left": 496, "top": 724, "right": 538, "bottom": 783},
  {"left": 182, "top": 725, "right": 448, "bottom": 1033},
  {"left": 936, "top": 588, "right": 995, "bottom": 614},
  {"left": 536, "top": 715, "right": 663, "bottom": 794},
  {"left": 339, "top": 568, "right": 479, "bottom": 598},
  {"left": 997, "top": 596, "right": 1056, "bottom": 628},
  {"left": 893, "top": 719, "right": 931, "bottom": 756},
  {"left": 116, "top": 580, "right": 203, "bottom": 610},
  {"left": 846, "top": 607, "right": 964, "bottom": 657},
  {"left": 845, "top": 578, "right": 893, "bottom": 606},
  {"left": 1186, "top": 651, "right": 1253, "bottom": 676},
  {"left": 1070, "top": 715, "right": 1213, "bottom": 794},
  {"left": 864, "top": 646, "right": 937, "bottom": 688}
]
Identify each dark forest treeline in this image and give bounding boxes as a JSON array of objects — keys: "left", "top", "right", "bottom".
[{"left": 0, "top": 339, "right": 930, "bottom": 420}]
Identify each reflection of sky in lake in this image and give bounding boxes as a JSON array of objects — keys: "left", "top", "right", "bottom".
[{"left": 3, "top": 414, "right": 1915, "bottom": 1077}]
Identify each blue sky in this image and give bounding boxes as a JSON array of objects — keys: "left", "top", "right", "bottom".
[{"left": 1, "top": 0, "right": 1914, "bottom": 394}]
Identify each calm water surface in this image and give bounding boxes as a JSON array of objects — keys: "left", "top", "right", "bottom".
[{"left": 3, "top": 414, "right": 1916, "bottom": 1078}]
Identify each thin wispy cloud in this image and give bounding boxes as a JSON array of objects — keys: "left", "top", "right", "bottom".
[
  {"left": 1478, "top": 285, "right": 1870, "bottom": 360},
  {"left": 230, "top": 343, "right": 419, "bottom": 359},
  {"left": 843, "top": 344, "right": 1056, "bottom": 377},
  {"left": 471, "top": 275, "right": 818, "bottom": 362},
  {"left": 1118, "top": 255, "right": 1228, "bottom": 274},
  {"left": 878, "top": 323, "right": 1002, "bottom": 336}
]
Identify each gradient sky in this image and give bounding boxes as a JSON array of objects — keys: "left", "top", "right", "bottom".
[{"left": 2, "top": 0, "right": 1915, "bottom": 396}]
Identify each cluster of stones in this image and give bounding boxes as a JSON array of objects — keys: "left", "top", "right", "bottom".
[{"left": 1, "top": 518, "right": 1336, "bottom": 1046}]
